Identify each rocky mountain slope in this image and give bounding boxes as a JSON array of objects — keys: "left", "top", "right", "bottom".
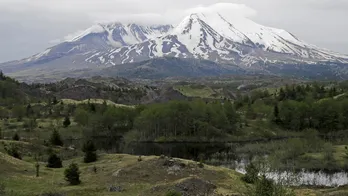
[
  {"left": 88, "top": 12, "right": 348, "bottom": 67},
  {"left": 1, "top": 12, "right": 348, "bottom": 81}
]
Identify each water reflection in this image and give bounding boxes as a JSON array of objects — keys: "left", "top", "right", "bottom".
[{"left": 226, "top": 160, "right": 348, "bottom": 187}]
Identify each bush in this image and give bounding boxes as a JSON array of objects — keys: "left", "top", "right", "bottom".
[
  {"left": 74, "top": 109, "right": 89, "bottom": 126},
  {"left": 47, "top": 154, "right": 63, "bottom": 168},
  {"left": 63, "top": 116, "right": 71, "bottom": 128},
  {"left": 82, "top": 140, "right": 97, "bottom": 163},
  {"left": 0, "top": 183, "right": 5, "bottom": 195},
  {"left": 283, "top": 138, "right": 307, "bottom": 160},
  {"left": 255, "top": 175, "right": 273, "bottom": 196},
  {"left": 50, "top": 130, "right": 63, "bottom": 146},
  {"left": 198, "top": 161, "right": 204, "bottom": 168},
  {"left": 23, "top": 118, "right": 38, "bottom": 131},
  {"left": 4, "top": 143, "right": 21, "bottom": 159},
  {"left": 165, "top": 190, "right": 182, "bottom": 196},
  {"left": 137, "top": 155, "right": 143, "bottom": 162},
  {"left": 242, "top": 162, "right": 259, "bottom": 184},
  {"left": 12, "top": 105, "right": 25, "bottom": 121},
  {"left": 12, "top": 133, "right": 20, "bottom": 141},
  {"left": 253, "top": 175, "right": 295, "bottom": 196},
  {"left": 64, "top": 163, "right": 81, "bottom": 185},
  {"left": 40, "top": 192, "right": 65, "bottom": 196}
]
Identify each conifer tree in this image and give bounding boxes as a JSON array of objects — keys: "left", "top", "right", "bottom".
[
  {"left": 64, "top": 163, "right": 81, "bottom": 185},
  {"left": 50, "top": 129, "right": 63, "bottom": 146},
  {"left": 83, "top": 140, "right": 97, "bottom": 163},
  {"left": 63, "top": 116, "right": 71, "bottom": 128}
]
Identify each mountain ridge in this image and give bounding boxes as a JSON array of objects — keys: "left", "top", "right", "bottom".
[{"left": 1, "top": 11, "right": 348, "bottom": 81}]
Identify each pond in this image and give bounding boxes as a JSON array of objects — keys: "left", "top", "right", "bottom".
[
  {"left": 224, "top": 159, "right": 348, "bottom": 187},
  {"left": 124, "top": 141, "right": 348, "bottom": 187}
]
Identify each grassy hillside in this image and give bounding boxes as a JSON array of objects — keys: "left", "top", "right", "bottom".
[
  {"left": 61, "top": 99, "right": 134, "bottom": 108},
  {"left": 2, "top": 152, "right": 348, "bottom": 196},
  {"left": 0, "top": 153, "right": 248, "bottom": 196}
]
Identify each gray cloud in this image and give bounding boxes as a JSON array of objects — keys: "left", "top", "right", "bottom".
[{"left": 0, "top": 0, "right": 347, "bottom": 63}]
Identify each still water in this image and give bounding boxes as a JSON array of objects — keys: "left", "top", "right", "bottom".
[{"left": 225, "top": 160, "right": 348, "bottom": 187}]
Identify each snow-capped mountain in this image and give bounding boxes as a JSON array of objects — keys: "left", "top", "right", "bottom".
[
  {"left": 1, "top": 23, "right": 173, "bottom": 71},
  {"left": 87, "top": 12, "right": 348, "bottom": 67},
  {"left": 1, "top": 12, "right": 348, "bottom": 81}
]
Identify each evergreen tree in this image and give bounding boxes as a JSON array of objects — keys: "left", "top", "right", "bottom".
[
  {"left": 278, "top": 88, "right": 286, "bottom": 101},
  {"left": 47, "top": 153, "right": 62, "bottom": 168},
  {"left": 223, "top": 101, "right": 239, "bottom": 133},
  {"left": 63, "top": 116, "right": 71, "bottom": 128},
  {"left": 26, "top": 104, "right": 34, "bottom": 117},
  {"left": 64, "top": 163, "right": 81, "bottom": 185},
  {"left": 52, "top": 96, "right": 58, "bottom": 105},
  {"left": 83, "top": 140, "right": 97, "bottom": 163},
  {"left": 90, "top": 103, "right": 96, "bottom": 113},
  {"left": 50, "top": 130, "right": 63, "bottom": 146},
  {"left": 12, "top": 133, "right": 20, "bottom": 141},
  {"left": 35, "top": 162, "right": 40, "bottom": 177},
  {"left": 273, "top": 104, "right": 281, "bottom": 124}
]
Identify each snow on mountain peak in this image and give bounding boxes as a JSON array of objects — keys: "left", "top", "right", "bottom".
[
  {"left": 8, "top": 11, "right": 348, "bottom": 77},
  {"left": 66, "top": 22, "right": 173, "bottom": 47}
]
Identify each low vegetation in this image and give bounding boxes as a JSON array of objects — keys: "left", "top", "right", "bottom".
[{"left": 1, "top": 72, "right": 348, "bottom": 195}]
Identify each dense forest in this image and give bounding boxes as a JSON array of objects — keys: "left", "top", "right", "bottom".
[{"left": 2, "top": 72, "right": 348, "bottom": 146}]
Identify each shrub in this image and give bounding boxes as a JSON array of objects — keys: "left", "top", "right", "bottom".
[
  {"left": 0, "top": 183, "right": 5, "bottom": 195},
  {"left": 47, "top": 154, "right": 63, "bottom": 168},
  {"left": 64, "top": 163, "right": 81, "bottom": 185},
  {"left": 138, "top": 155, "right": 142, "bottom": 162},
  {"left": 23, "top": 118, "right": 38, "bottom": 131},
  {"left": 198, "top": 161, "right": 204, "bottom": 168},
  {"left": 50, "top": 130, "right": 63, "bottom": 146},
  {"left": 165, "top": 191, "right": 182, "bottom": 196},
  {"left": 63, "top": 116, "right": 71, "bottom": 128},
  {"left": 242, "top": 162, "right": 259, "bottom": 184},
  {"left": 255, "top": 175, "right": 274, "bottom": 196},
  {"left": 82, "top": 140, "right": 97, "bottom": 163},
  {"left": 253, "top": 175, "right": 295, "bottom": 196},
  {"left": 12, "top": 133, "right": 20, "bottom": 141},
  {"left": 283, "top": 138, "right": 307, "bottom": 160},
  {"left": 4, "top": 143, "right": 21, "bottom": 159}
]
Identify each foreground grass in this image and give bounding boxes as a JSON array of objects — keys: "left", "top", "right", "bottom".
[
  {"left": 0, "top": 153, "right": 247, "bottom": 196},
  {"left": 2, "top": 151, "right": 348, "bottom": 195}
]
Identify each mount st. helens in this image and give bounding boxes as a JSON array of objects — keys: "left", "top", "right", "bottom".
[
  {"left": 0, "top": 23, "right": 173, "bottom": 73},
  {"left": 88, "top": 13, "right": 348, "bottom": 66},
  {"left": 1, "top": 12, "right": 348, "bottom": 81}
]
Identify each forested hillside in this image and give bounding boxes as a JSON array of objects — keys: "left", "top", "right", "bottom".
[{"left": 2, "top": 72, "right": 348, "bottom": 195}]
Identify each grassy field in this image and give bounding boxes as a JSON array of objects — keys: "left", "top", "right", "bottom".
[
  {"left": 173, "top": 85, "right": 224, "bottom": 99},
  {"left": 61, "top": 99, "right": 134, "bottom": 108},
  {"left": 0, "top": 152, "right": 249, "bottom": 196},
  {"left": 2, "top": 149, "right": 348, "bottom": 195}
]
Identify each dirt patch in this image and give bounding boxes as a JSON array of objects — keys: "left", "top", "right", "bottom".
[
  {"left": 114, "top": 157, "right": 224, "bottom": 183},
  {"left": 174, "top": 177, "right": 217, "bottom": 196},
  {"left": 145, "top": 177, "right": 217, "bottom": 196}
]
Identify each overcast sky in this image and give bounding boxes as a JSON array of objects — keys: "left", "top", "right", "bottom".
[{"left": 0, "top": 0, "right": 347, "bottom": 63}]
